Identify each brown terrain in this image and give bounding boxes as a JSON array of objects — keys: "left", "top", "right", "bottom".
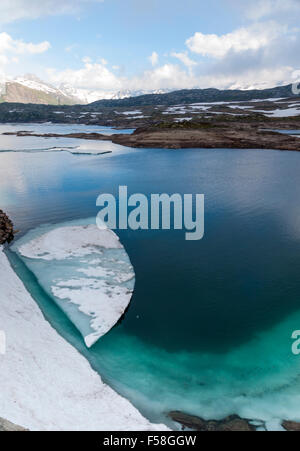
[
  {"left": 4, "top": 118, "right": 300, "bottom": 151},
  {"left": 113, "top": 123, "right": 300, "bottom": 151}
]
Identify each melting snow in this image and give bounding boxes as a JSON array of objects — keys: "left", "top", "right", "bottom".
[{"left": 0, "top": 246, "right": 168, "bottom": 431}]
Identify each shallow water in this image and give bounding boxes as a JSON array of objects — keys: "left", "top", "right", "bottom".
[
  {"left": 1, "top": 124, "right": 300, "bottom": 428},
  {"left": 0, "top": 123, "right": 133, "bottom": 154}
]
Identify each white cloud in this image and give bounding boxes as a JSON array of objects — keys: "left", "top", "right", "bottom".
[
  {"left": 171, "top": 52, "right": 197, "bottom": 68},
  {"left": 198, "top": 66, "right": 296, "bottom": 90},
  {"left": 0, "top": 32, "right": 50, "bottom": 75},
  {"left": 48, "top": 60, "right": 122, "bottom": 91},
  {"left": 149, "top": 51, "right": 159, "bottom": 66},
  {"left": 14, "top": 41, "right": 51, "bottom": 55},
  {"left": 0, "top": 32, "right": 50, "bottom": 55},
  {"left": 186, "top": 22, "right": 285, "bottom": 58},
  {"left": 47, "top": 60, "right": 199, "bottom": 93},
  {"left": 128, "top": 64, "right": 197, "bottom": 90},
  {"left": 0, "top": 0, "right": 104, "bottom": 23},
  {"left": 245, "top": 0, "right": 300, "bottom": 20},
  {"left": 47, "top": 57, "right": 297, "bottom": 96}
]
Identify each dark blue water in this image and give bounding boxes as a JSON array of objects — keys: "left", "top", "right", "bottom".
[{"left": 1, "top": 126, "right": 300, "bottom": 428}]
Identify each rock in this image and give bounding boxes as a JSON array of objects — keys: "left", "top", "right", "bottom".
[
  {"left": 112, "top": 122, "right": 300, "bottom": 151},
  {"left": 0, "top": 210, "right": 14, "bottom": 245},
  {"left": 169, "top": 411, "right": 256, "bottom": 431},
  {"left": 3, "top": 131, "right": 112, "bottom": 141},
  {"left": 0, "top": 418, "right": 28, "bottom": 431},
  {"left": 282, "top": 420, "right": 300, "bottom": 431}
]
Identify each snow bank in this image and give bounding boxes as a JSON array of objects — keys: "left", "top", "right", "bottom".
[
  {"left": 13, "top": 223, "right": 135, "bottom": 348},
  {"left": 0, "top": 246, "right": 168, "bottom": 431}
]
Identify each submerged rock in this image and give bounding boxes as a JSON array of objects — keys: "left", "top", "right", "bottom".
[
  {"left": 169, "top": 411, "right": 256, "bottom": 431},
  {"left": 0, "top": 210, "right": 14, "bottom": 245}
]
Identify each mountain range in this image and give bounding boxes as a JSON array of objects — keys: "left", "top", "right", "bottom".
[
  {"left": 0, "top": 74, "right": 169, "bottom": 105},
  {"left": 90, "top": 85, "right": 298, "bottom": 108},
  {"left": 0, "top": 74, "right": 298, "bottom": 107}
]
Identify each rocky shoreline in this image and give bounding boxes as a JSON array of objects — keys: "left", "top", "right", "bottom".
[
  {"left": 4, "top": 118, "right": 300, "bottom": 152},
  {"left": 112, "top": 122, "right": 300, "bottom": 151},
  {"left": 169, "top": 411, "right": 257, "bottom": 431},
  {"left": 169, "top": 411, "right": 300, "bottom": 431},
  {"left": 0, "top": 210, "right": 14, "bottom": 245},
  {"left": 3, "top": 131, "right": 111, "bottom": 141}
]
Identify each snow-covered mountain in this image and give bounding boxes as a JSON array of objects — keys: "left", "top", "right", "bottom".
[
  {"left": 58, "top": 83, "right": 169, "bottom": 104},
  {"left": 0, "top": 74, "right": 81, "bottom": 105},
  {"left": 0, "top": 74, "right": 170, "bottom": 105}
]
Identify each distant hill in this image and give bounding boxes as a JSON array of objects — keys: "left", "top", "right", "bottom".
[
  {"left": 90, "top": 85, "right": 297, "bottom": 108},
  {"left": 0, "top": 75, "right": 83, "bottom": 105}
]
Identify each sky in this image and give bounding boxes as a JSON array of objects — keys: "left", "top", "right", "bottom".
[{"left": 0, "top": 0, "right": 300, "bottom": 95}]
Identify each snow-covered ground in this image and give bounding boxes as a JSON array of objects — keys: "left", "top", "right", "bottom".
[
  {"left": 175, "top": 117, "right": 192, "bottom": 122},
  {"left": 0, "top": 246, "right": 169, "bottom": 431},
  {"left": 120, "top": 111, "right": 143, "bottom": 115},
  {"left": 161, "top": 98, "right": 300, "bottom": 119},
  {"left": 125, "top": 115, "right": 148, "bottom": 119},
  {"left": 13, "top": 223, "right": 135, "bottom": 348}
]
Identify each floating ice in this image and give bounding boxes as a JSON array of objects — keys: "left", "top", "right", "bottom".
[{"left": 12, "top": 220, "right": 135, "bottom": 348}]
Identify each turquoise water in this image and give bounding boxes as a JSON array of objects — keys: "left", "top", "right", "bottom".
[{"left": 1, "top": 124, "right": 300, "bottom": 429}]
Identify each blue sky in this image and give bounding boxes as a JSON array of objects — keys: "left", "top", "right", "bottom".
[{"left": 0, "top": 0, "right": 300, "bottom": 95}]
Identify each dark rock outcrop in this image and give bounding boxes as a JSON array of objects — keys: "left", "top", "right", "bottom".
[
  {"left": 0, "top": 210, "right": 14, "bottom": 245},
  {"left": 112, "top": 124, "right": 300, "bottom": 151},
  {"left": 3, "top": 131, "right": 112, "bottom": 141},
  {"left": 282, "top": 421, "right": 300, "bottom": 431},
  {"left": 169, "top": 411, "right": 256, "bottom": 431}
]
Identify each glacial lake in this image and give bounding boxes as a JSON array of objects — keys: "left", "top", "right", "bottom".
[{"left": 1, "top": 123, "right": 300, "bottom": 429}]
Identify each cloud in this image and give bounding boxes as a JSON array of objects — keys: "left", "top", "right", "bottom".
[
  {"left": 48, "top": 57, "right": 298, "bottom": 95},
  {"left": 46, "top": 49, "right": 300, "bottom": 97},
  {"left": 198, "top": 66, "right": 296, "bottom": 90},
  {"left": 245, "top": 0, "right": 300, "bottom": 20},
  {"left": 149, "top": 51, "right": 159, "bottom": 66},
  {"left": 0, "top": 32, "right": 50, "bottom": 75},
  {"left": 48, "top": 60, "right": 122, "bottom": 91},
  {"left": 171, "top": 52, "right": 197, "bottom": 68},
  {"left": 47, "top": 59, "right": 199, "bottom": 93},
  {"left": 0, "top": 0, "right": 104, "bottom": 23},
  {"left": 186, "top": 22, "right": 285, "bottom": 58},
  {"left": 45, "top": 12, "right": 300, "bottom": 95},
  {"left": 128, "top": 64, "right": 198, "bottom": 90},
  {"left": 0, "top": 32, "right": 50, "bottom": 55}
]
